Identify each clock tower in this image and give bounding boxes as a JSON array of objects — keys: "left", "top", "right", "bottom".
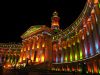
[{"left": 51, "top": 11, "right": 60, "bottom": 30}]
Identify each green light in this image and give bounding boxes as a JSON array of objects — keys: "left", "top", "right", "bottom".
[
  {"left": 56, "top": 68, "right": 57, "bottom": 71},
  {"left": 86, "top": 71, "right": 88, "bottom": 74},
  {"left": 54, "top": 29, "right": 59, "bottom": 32},
  {"left": 80, "top": 49, "right": 83, "bottom": 59},
  {"left": 70, "top": 54, "right": 72, "bottom": 61},
  {"left": 11, "top": 59, "right": 13, "bottom": 63},
  {"left": 92, "top": 68, "right": 94, "bottom": 74},
  {"left": 78, "top": 44, "right": 83, "bottom": 59},
  {"left": 80, "top": 69, "right": 82, "bottom": 72},
  {"left": 79, "top": 66, "right": 82, "bottom": 72},
  {"left": 70, "top": 49, "right": 72, "bottom": 61},
  {"left": 22, "top": 25, "right": 41, "bottom": 38},
  {"left": 74, "top": 44, "right": 78, "bottom": 60},
  {"left": 99, "top": 3, "right": 100, "bottom": 8},
  {"left": 99, "top": 69, "right": 100, "bottom": 74}
]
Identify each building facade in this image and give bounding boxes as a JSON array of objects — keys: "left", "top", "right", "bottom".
[
  {"left": 19, "top": 0, "right": 100, "bottom": 74},
  {"left": 0, "top": 43, "right": 22, "bottom": 69},
  {"left": 19, "top": 11, "right": 60, "bottom": 64}
]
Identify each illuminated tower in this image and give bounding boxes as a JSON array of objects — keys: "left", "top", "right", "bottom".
[{"left": 51, "top": 11, "right": 60, "bottom": 30}]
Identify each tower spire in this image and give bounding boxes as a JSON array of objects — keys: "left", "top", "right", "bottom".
[{"left": 51, "top": 11, "right": 60, "bottom": 30}]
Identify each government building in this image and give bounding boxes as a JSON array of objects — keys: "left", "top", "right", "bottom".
[
  {"left": 0, "top": 0, "right": 100, "bottom": 74},
  {"left": 18, "top": 0, "right": 100, "bottom": 74}
]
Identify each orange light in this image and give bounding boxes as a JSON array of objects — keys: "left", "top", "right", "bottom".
[
  {"left": 67, "top": 67, "right": 70, "bottom": 71},
  {"left": 37, "top": 44, "right": 39, "bottom": 48},
  {"left": 24, "top": 47, "right": 26, "bottom": 51},
  {"left": 94, "top": 0, "right": 98, "bottom": 4},
  {"left": 91, "top": 9, "right": 95, "bottom": 14},
  {"left": 32, "top": 44, "right": 34, "bottom": 49},
  {"left": 8, "top": 64, "right": 11, "bottom": 67},
  {"left": 23, "top": 56, "right": 25, "bottom": 60},
  {"left": 42, "top": 43, "right": 45, "bottom": 47},
  {"left": 82, "top": 35, "right": 85, "bottom": 40},
  {"left": 3, "top": 65, "right": 5, "bottom": 68},
  {"left": 87, "top": 65, "right": 91, "bottom": 73},
  {"left": 27, "top": 55, "right": 29, "bottom": 59},
  {"left": 28, "top": 45, "right": 30, "bottom": 50},
  {"left": 31, "top": 55, "right": 34, "bottom": 61},
  {"left": 21, "top": 48, "right": 23, "bottom": 52},
  {"left": 93, "top": 63, "right": 98, "bottom": 73},
  {"left": 68, "top": 43, "right": 71, "bottom": 47},
  {"left": 52, "top": 22, "right": 59, "bottom": 26}
]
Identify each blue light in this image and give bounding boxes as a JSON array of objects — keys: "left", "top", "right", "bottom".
[
  {"left": 95, "top": 42, "right": 99, "bottom": 50},
  {"left": 56, "top": 57, "right": 58, "bottom": 63},
  {"left": 90, "top": 45, "right": 93, "bottom": 56},
  {"left": 95, "top": 41, "right": 99, "bottom": 53},
  {"left": 61, "top": 55, "right": 63, "bottom": 63}
]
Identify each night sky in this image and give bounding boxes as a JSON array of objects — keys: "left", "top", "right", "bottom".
[{"left": 0, "top": 0, "right": 86, "bottom": 43}]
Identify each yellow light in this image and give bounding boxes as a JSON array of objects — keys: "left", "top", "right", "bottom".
[
  {"left": 53, "top": 37, "right": 54, "bottom": 40},
  {"left": 64, "top": 46, "right": 66, "bottom": 49},
  {"left": 65, "top": 57, "right": 67, "bottom": 62},
  {"left": 36, "top": 57, "right": 39, "bottom": 62},
  {"left": 41, "top": 55, "right": 44, "bottom": 62},
  {"left": 80, "top": 49, "right": 83, "bottom": 59},
  {"left": 77, "top": 38, "right": 80, "bottom": 43},
  {"left": 75, "top": 53, "right": 77, "bottom": 60},
  {"left": 16, "top": 63, "right": 19, "bottom": 67},
  {"left": 31, "top": 56, "right": 34, "bottom": 61},
  {"left": 68, "top": 43, "right": 71, "bottom": 47},
  {"left": 19, "top": 58, "right": 22, "bottom": 62},
  {"left": 73, "top": 42, "right": 75, "bottom": 45}
]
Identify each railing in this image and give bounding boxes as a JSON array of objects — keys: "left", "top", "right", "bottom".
[{"left": 0, "top": 43, "right": 22, "bottom": 50}]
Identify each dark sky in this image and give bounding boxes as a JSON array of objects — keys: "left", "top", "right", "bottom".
[{"left": 0, "top": 0, "right": 86, "bottom": 43}]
